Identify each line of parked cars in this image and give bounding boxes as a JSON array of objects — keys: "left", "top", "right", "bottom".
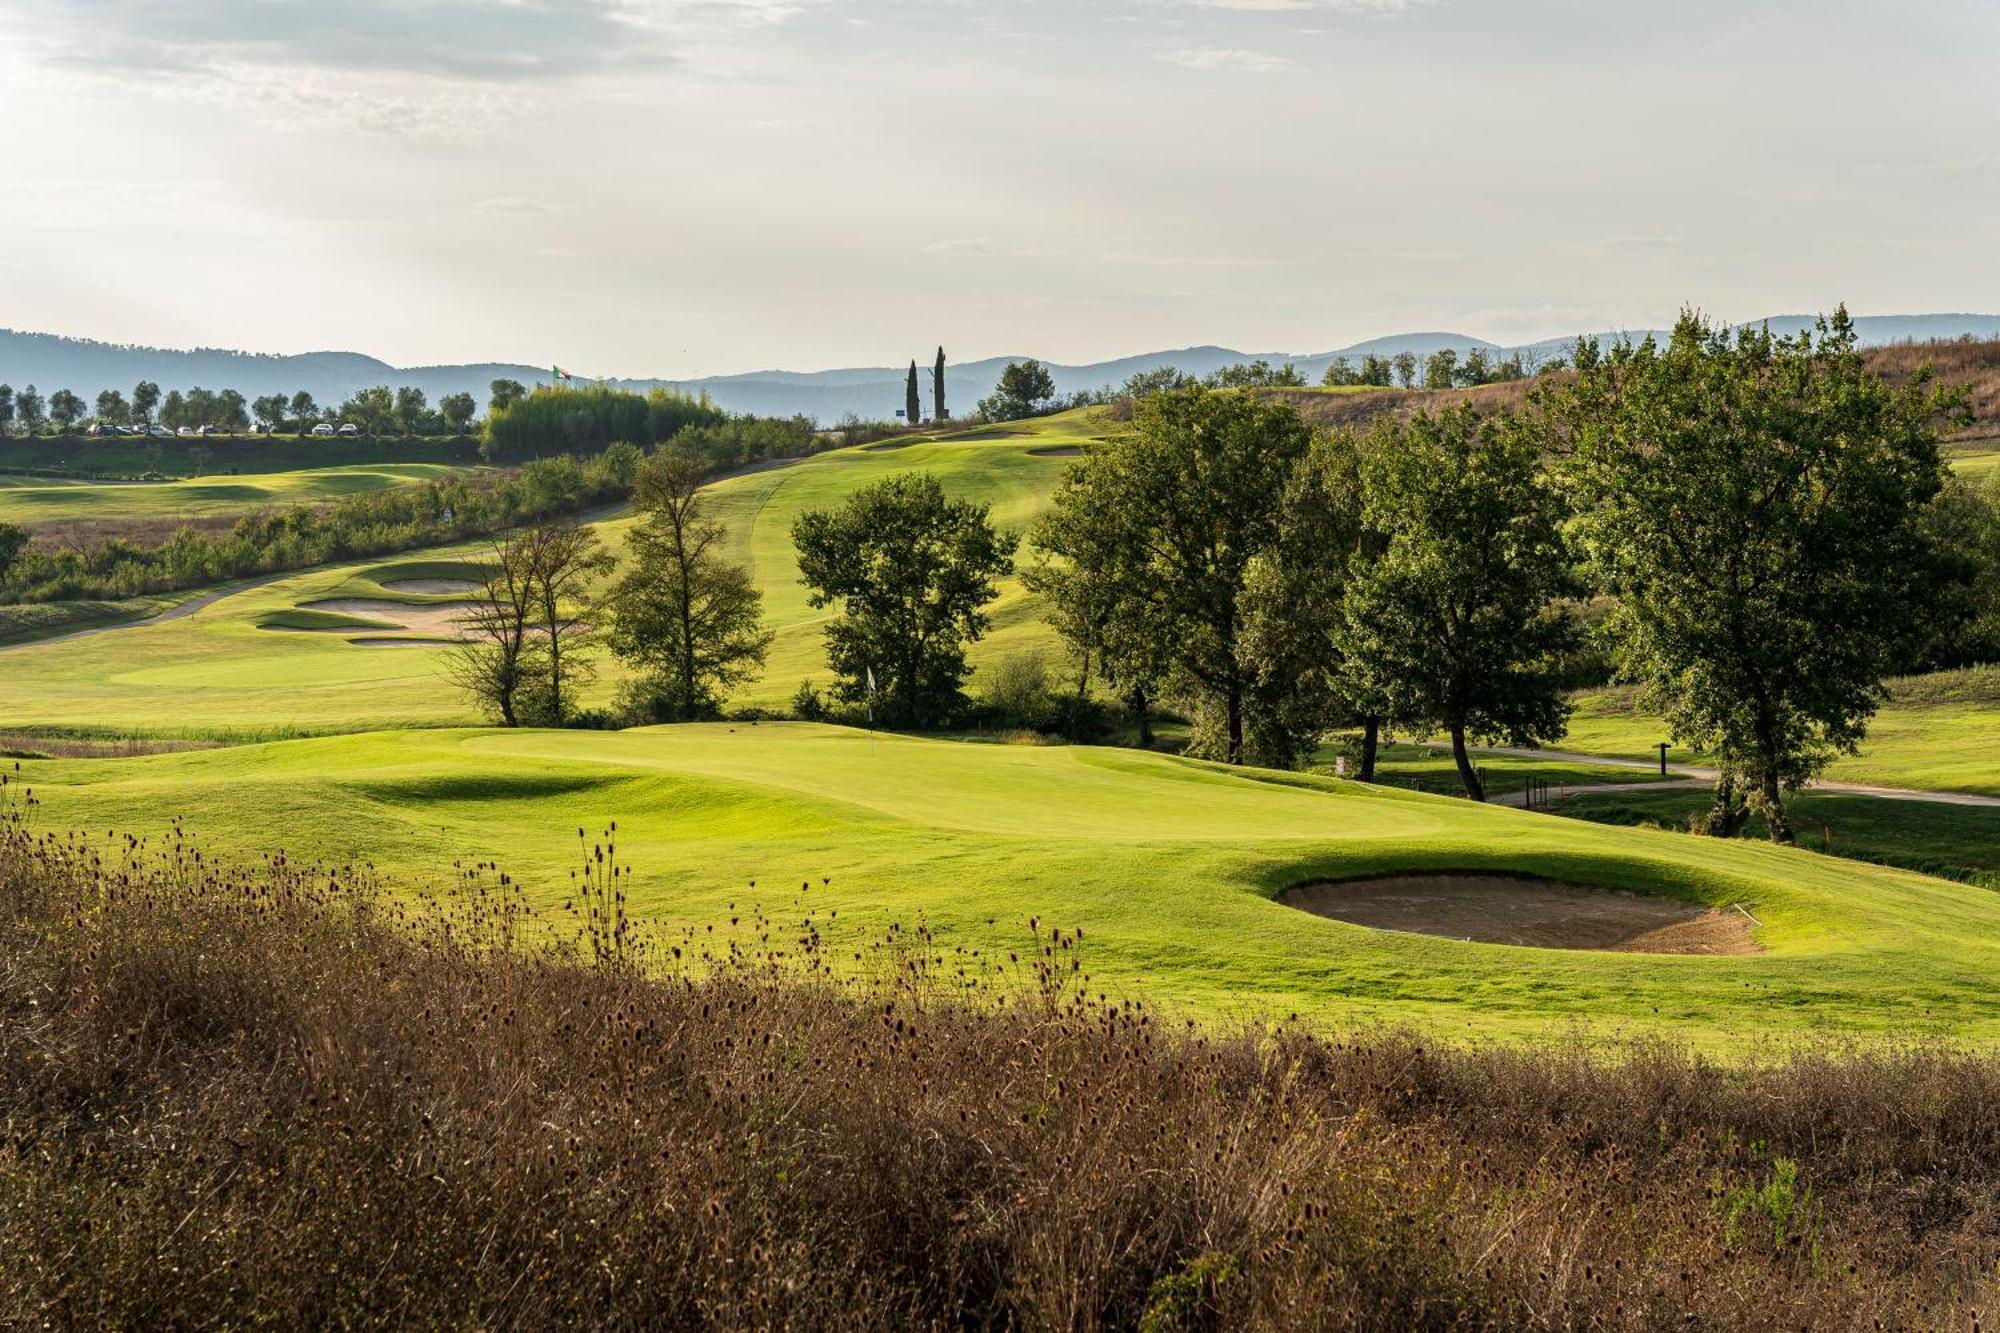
[{"left": 79, "top": 422, "right": 362, "bottom": 438}]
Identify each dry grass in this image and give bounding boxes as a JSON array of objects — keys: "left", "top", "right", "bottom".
[
  {"left": 0, "top": 732, "right": 219, "bottom": 759},
  {"left": 2, "top": 789, "right": 1997, "bottom": 1328}
]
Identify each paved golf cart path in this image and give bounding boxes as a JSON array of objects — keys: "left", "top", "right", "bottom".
[{"left": 1435, "top": 743, "right": 2000, "bottom": 809}]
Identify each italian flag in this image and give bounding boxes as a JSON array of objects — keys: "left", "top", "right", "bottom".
[{"left": 553, "top": 365, "right": 574, "bottom": 382}]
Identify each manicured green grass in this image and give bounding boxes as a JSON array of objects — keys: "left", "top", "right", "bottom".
[
  {"left": 1552, "top": 787, "right": 2000, "bottom": 891},
  {"left": 0, "top": 463, "right": 477, "bottom": 530},
  {"left": 1950, "top": 448, "right": 1999, "bottom": 480},
  {"left": 1565, "top": 673, "right": 2000, "bottom": 796},
  {"left": 18, "top": 722, "right": 2000, "bottom": 1047},
  {"left": 0, "top": 413, "right": 1099, "bottom": 738}
]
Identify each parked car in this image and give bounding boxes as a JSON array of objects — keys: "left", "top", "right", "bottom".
[
  {"left": 337, "top": 423, "right": 360, "bottom": 436},
  {"left": 310, "top": 423, "right": 336, "bottom": 437},
  {"left": 149, "top": 424, "right": 172, "bottom": 437}
]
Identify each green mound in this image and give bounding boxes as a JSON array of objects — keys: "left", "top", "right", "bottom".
[
  {"left": 17, "top": 722, "right": 2000, "bottom": 1047},
  {"left": 258, "top": 609, "right": 404, "bottom": 633}
]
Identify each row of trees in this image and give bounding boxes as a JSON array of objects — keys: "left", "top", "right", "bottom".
[
  {"left": 0, "top": 376, "right": 553, "bottom": 440},
  {"left": 1024, "top": 308, "right": 1965, "bottom": 842}
]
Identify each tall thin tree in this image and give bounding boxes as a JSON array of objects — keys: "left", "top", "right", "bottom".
[
  {"left": 933, "top": 347, "right": 947, "bottom": 421},
  {"left": 906, "top": 361, "right": 922, "bottom": 426}
]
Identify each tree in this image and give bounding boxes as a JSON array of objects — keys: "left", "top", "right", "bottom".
[
  {"left": 393, "top": 386, "right": 428, "bottom": 436},
  {"left": 1422, "top": 348, "right": 1458, "bottom": 390},
  {"left": 16, "top": 385, "right": 46, "bottom": 434},
  {"left": 341, "top": 386, "right": 394, "bottom": 434},
  {"left": 445, "top": 535, "right": 545, "bottom": 727},
  {"left": 96, "top": 389, "right": 130, "bottom": 426},
  {"left": 489, "top": 378, "right": 527, "bottom": 415},
  {"left": 0, "top": 522, "right": 27, "bottom": 582},
  {"left": 792, "top": 471, "right": 1018, "bottom": 729},
  {"left": 440, "top": 392, "right": 477, "bottom": 432},
  {"left": 132, "top": 380, "right": 160, "bottom": 425},
  {"left": 905, "top": 360, "right": 921, "bottom": 426},
  {"left": 1341, "top": 405, "right": 1579, "bottom": 801},
  {"left": 0, "top": 385, "right": 12, "bottom": 437},
  {"left": 933, "top": 346, "right": 948, "bottom": 422},
  {"left": 1392, "top": 351, "right": 1418, "bottom": 389},
  {"left": 1357, "top": 354, "right": 1394, "bottom": 387},
  {"left": 608, "top": 448, "right": 773, "bottom": 720},
  {"left": 524, "top": 522, "right": 612, "bottom": 725},
  {"left": 47, "top": 389, "right": 85, "bottom": 432},
  {"left": 1548, "top": 308, "right": 1964, "bottom": 842},
  {"left": 214, "top": 388, "right": 250, "bottom": 433},
  {"left": 159, "top": 389, "right": 184, "bottom": 431},
  {"left": 289, "top": 390, "right": 318, "bottom": 433},
  {"left": 251, "top": 394, "right": 289, "bottom": 431},
  {"left": 977, "top": 359, "right": 1057, "bottom": 421},
  {"left": 1322, "top": 356, "right": 1357, "bottom": 388},
  {"left": 1035, "top": 385, "right": 1314, "bottom": 764}
]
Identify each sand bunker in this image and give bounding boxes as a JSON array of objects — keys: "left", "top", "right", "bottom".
[
  {"left": 299, "top": 598, "right": 476, "bottom": 637},
  {"left": 1280, "top": 874, "right": 1757, "bottom": 955},
  {"left": 1028, "top": 445, "right": 1084, "bottom": 457},
  {"left": 348, "top": 636, "right": 458, "bottom": 649},
  {"left": 380, "top": 578, "right": 481, "bottom": 595}
]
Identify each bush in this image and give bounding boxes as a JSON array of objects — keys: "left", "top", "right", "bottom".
[{"left": 791, "top": 678, "right": 828, "bottom": 721}]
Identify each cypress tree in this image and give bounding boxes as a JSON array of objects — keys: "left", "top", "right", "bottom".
[
  {"left": 933, "top": 347, "right": 948, "bottom": 421},
  {"left": 906, "top": 361, "right": 921, "bottom": 425}
]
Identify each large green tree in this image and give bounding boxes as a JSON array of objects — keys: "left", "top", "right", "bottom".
[
  {"left": 1548, "top": 307, "right": 1965, "bottom": 842},
  {"left": 46, "top": 389, "right": 85, "bottom": 432},
  {"left": 792, "top": 472, "right": 1017, "bottom": 729},
  {"left": 131, "top": 380, "right": 159, "bottom": 426},
  {"left": 1341, "top": 406, "right": 1578, "bottom": 801},
  {"left": 608, "top": 448, "right": 773, "bottom": 721},
  {"left": 1034, "top": 385, "right": 1315, "bottom": 764},
  {"left": 977, "top": 360, "right": 1057, "bottom": 422}
]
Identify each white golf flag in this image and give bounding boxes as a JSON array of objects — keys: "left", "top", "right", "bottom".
[{"left": 866, "top": 666, "right": 876, "bottom": 692}]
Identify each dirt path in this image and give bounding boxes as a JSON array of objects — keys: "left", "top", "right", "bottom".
[{"left": 1421, "top": 742, "right": 2000, "bottom": 809}]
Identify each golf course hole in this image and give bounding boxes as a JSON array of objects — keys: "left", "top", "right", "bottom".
[
  {"left": 1280, "top": 874, "right": 1758, "bottom": 955},
  {"left": 380, "top": 577, "right": 481, "bottom": 595}
]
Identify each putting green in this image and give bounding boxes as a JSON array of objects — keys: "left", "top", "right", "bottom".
[{"left": 16, "top": 722, "right": 2000, "bottom": 1046}]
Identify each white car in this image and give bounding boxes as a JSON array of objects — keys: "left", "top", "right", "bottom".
[
  {"left": 337, "top": 423, "right": 360, "bottom": 436},
  {"left": 310, "top": 423, "right": 336, "bottom": 438}
]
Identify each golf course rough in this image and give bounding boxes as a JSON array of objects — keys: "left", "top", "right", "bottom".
[{"left": 18, "top": 722, "right": 2000, "bottom": 1049}]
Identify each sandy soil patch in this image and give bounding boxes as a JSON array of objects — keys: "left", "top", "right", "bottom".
[
  {"left": 380, "top": 578, "right": 482, "bottom": 595},
  {"left": 1280, "top": 874, "right": 1757, "bottom": 955},
  {"left": 300, "top": 598, "right": 475, "bottom": 637}
]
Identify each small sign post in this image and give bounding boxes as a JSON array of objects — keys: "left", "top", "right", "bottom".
[{"left": 1657, "top": 742, "right": 1669, "bottom": 777}]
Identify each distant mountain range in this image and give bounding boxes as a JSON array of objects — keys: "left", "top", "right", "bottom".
[{"left": 5, "top": 315, "right": 1998, "bottom": 426}]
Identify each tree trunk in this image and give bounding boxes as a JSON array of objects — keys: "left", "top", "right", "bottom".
[
  {"left": 1225, "top": 682, "right": 1244, "bottom": 765},
  {"left": 1358, "top": 715, "right": 1380, "bottom": 782},
  {"left": 1760, "top": 769, "right": 1794, "bottom": 845},
  {"left": 1705, "top": 772, "right": 1749, "bottom": 838},
  {"left": 1132, "top": 686, "right": 1153, "bottom": 748},
  {"left": 1449, "top": 719, "right": 1484, "bottom": 801}
]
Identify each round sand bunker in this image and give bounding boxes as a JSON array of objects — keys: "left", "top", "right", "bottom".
[
  {"left": 380, "top": 578, "right": 482, "bottom": 595},
  {"left": 1280, "top": 874, "right": 1757, "bottom": 955}
]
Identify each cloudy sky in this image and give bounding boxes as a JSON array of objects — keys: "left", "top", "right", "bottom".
[{"left": 1, "top": 0, "right": 1995, "bottom": 376}]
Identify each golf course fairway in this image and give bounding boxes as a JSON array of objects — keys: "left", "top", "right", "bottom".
[{"left": 18, "top": 722, "right": 2000, "bottom": 1048}]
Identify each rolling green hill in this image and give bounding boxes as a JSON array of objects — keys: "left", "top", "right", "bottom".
[
  {"left": 0, "top": 463, "right": 479, "bottom": 531},
  {"left": 17, "top": 721, "right": 2000, "bottom": 1046}
]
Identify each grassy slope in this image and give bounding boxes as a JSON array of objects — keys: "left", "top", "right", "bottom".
[
  {"left": 0, "top": 463, "right": 476, "bottom": 529},
  {"left": 0, "top": 414, "right": 1097, "bottom": 738},
  {"left": 1552, "top": 787, "right": 2000, "bottom": 890},
  {"left": 20, "top": 721, "right": 2000, "bottom": 1046},
  {"left": 1565, "top": 673, "right": 2000, "bottom": 796}
]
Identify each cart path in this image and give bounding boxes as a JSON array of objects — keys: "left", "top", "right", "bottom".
[{"left": 1421, "top": 742, "right": 2000, "bottom": 809}]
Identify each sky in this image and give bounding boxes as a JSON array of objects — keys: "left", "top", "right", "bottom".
[{"left": 1, "top": 0, "right": 1996, "bottom": 377}]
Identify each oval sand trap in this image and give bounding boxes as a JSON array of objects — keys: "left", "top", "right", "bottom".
[
  {"left": 349, "top": 636, "right": 457, "bottom": 649},
  {"left": 1280, "top": 874, "right": 1757, "bottom": 955},
  {"left": 380, "top": 578, "right": 482, "bottom": 595},
  {"left": 299, "top": 598, "right": 475, "bottom": 637}
]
